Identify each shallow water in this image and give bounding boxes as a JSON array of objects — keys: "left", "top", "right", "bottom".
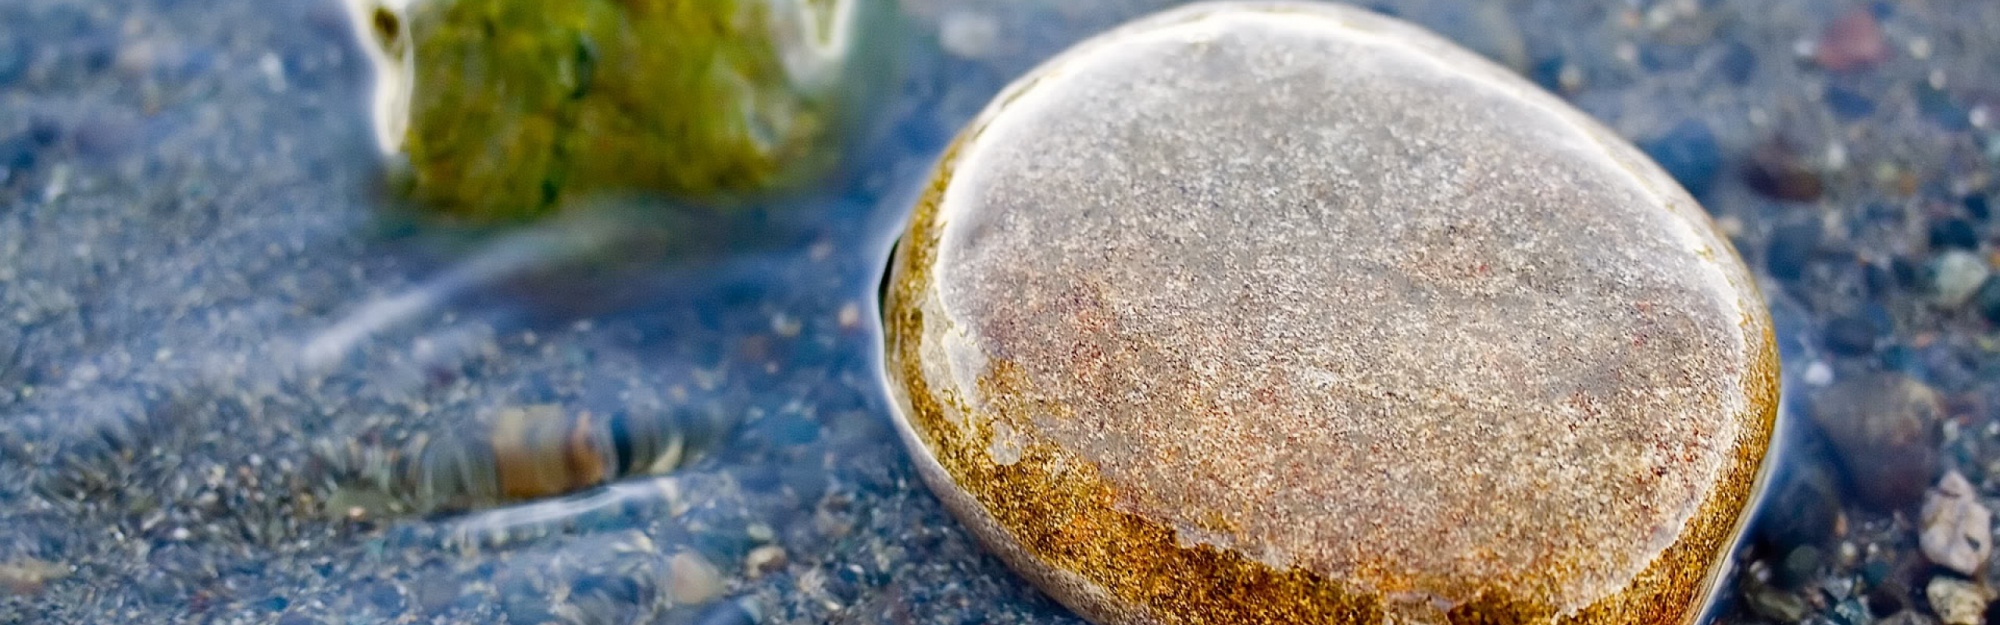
[{"left": 2, "top": 0, "right": 1998, "bottom": 623}]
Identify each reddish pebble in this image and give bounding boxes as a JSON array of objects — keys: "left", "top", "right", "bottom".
[{"left": 1817, "top": 9, "right": 1888, "bottom": 72}]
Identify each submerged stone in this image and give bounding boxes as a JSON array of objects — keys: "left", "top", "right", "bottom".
[
  {"left": 349, "top": 0, "right": 893, "bottom": 221},
  {"left": 880, "top": 3, "right": 1779, "bottom": 624},
  {"left": 1808, "top": 372, "right": 1942, "bottom": 510}
]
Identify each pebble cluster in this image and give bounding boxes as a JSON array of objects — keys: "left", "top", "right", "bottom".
[{"left": 4, "top": 0, "right": 2000, "bottom": 624}]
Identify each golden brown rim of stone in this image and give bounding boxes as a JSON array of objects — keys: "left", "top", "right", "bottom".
[{"left": 882, "top": 2, "right": 1780, "bottom": 624}]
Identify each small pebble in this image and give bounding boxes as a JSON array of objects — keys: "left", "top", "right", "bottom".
[
  {"left": 744, "top": 545, "right": 787, "bottom": 577},
  {"left": 1827, "top": 83, "right": 1879, "bottom": 119},
  {"left": 1817, "top": 9, "right": 1889, "bottom": 72},
  {"left": 1920, "top": 471, "right": 1992, "bottom": 576},
  {"left": 1930, "top": 219, "right": 1983, "bottom": 251},
  {"left": 1768, "top": 222, "right": 1825, "bottom": 281},
  {"left": 1744, "top": 140, "right": 1825, "bottom": 202},
  {"left": 1779, "top": 545, "right": 1824, "bottom": 589},
  {"left": 1927, "top": 577, "right": 1988, "bottom": 625},
  {"left": 1974, "top": 276, "right": 2000, "bottom": 324},
  {"left": 0, "top": 557, "right": 70, "bottom": 597},
  {"left": 668, "top": 551, "right": 725, "bottom": 606},
  {"left": 1872, "top": 589, "right": 1914, "bottom": 619},
  {"left": 1930, "top": 250, "right": 1992, "bottom": 308},
  {"left": 1808, "top": 372, "right": 1942, "bottom": 510},
  {"left": 939, "top": 10, "right": 1000, "bottom": 59},
  {"left": 1756, "top": 460, "right": 1843, "bottom": 551},
  {"left": 1640, "top": 119, "right": 1723, "bottom": 197},
  {"left": 1746, "top": 582, "right": 1812, "bottom": 622},
  {"left": 1805, "top": 360, "right": 1836, "bottom": 386},
  {"left": 1825, "top": 316, "right": 1881, "bottom": 356},
  {"left": 1716, "top": 40, "right": 1757, "bottom": 85}
]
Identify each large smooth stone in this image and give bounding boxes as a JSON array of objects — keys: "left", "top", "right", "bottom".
[{"left": 880, "top": 2, "right": 1780, "bottom": 624}]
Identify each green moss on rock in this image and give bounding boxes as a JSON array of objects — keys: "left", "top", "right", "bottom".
[{"left": 355, "top": 0, "right": 888, "bottom": 221}]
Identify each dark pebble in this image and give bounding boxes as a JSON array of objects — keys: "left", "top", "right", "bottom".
[
  {"left": 1778, "top": 546, "right": 1823, "bottom": 589},
  {"left": 27, "top": 118, "right": 61, "bottom": 146},
  {"left": 1715, "top": 41, "right": 1756, "bottom": 85},
  {"left": 1807, "top": 372, "right": 1942, "bottom": 510},
  {"left": 1744, "top": 141, "right": 1825, "bottom": 202},
  {"left": 0, "top": 39, "right": 27, "bottom": 86},
  {"left": 1767, "top": 222, "right": 1824, "bottom": 281},
  {"left": 1639, "top": 119, "right": 1722, "bottom": 198},
  {"left": 691, "top": 530, "right": 754, "bottom": 570},
  {"left": 1641, "top": 44, "right": 1699, "bottom": 72},
  {"left": 1530, "top": 56, "right": 1565, "bottom": 93},
  {"left": 1916, "top": 82, "right": 1969, "bottom": 131},
  {"left": 73, "top": 35, "right": 115, "bottom": 74},
  {"left": 1967, "top": 194, "right": 1991, "bottom": 221},
  {"left": 1755, "top": 460, "right": 1842, "bottom": 551},
  {"left": 1929, "top": 218, "right": 1981, "bottom": 250},
  {"left": 1826, "top": 83, "right": 1878, "bottom": 119},
  {"left": 1861, "top": 561, "right": 1896, "bottom": 588},
  {"left": 1892, "top": 255, "right": 1925, "bottom": 289},
  {"left": 0, "top": 134, "right": 35, "bottom": 184},
  {"left": 1865, "top": 583, "right": 1907, "bottom": 617},
  {"left": 1825, "top": 316, "right": 1879, "bottom": 356},
  {"left": 1879, "top": 344, "right": 1916, "bottom": 372},
  {"left": 1867, "top": 261, "right": 1900, "bottom": 298},
  {"left": 1975, "top": 276, "right": 2000, "bottom": 325}
]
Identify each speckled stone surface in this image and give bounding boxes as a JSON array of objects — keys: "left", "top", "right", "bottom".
[{"left": 884, "top": 3, "right": 1780, "bottom": 623}]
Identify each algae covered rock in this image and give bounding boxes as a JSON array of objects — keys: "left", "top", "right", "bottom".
[
  {"left": 349, "top": 0, "right": 892, "bottom": 220},
  {"left": 880, "top": 2, "right": 1780, "bottom": 624}
]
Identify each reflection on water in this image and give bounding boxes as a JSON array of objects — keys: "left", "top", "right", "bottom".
[{"left": 0, "top": 0, "right": 1998, "bottom": 623}]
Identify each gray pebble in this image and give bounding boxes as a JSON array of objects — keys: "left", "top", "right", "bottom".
[{"left": 1929, "top": 250, "right": 1991, "bottom": 308}]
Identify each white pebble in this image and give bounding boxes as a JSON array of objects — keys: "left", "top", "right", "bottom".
[
  {"left": 940, "top": 10, "right": 1000, "bottom": 59},
  {"left": 1921, "top": 471, "right": 1993, "bottom": 576}
]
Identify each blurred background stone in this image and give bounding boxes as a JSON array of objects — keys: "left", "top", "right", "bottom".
[{"left": 1808, "top": 372, "right": 1943, "bottom": 510}]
